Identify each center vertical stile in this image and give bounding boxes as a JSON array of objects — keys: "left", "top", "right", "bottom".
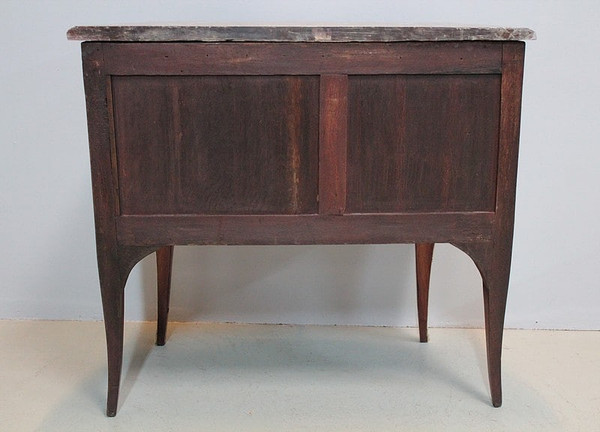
[{"left": 318, "top": 74, "right": 348, "bottom": 215}]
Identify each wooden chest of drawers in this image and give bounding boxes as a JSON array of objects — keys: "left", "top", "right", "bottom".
[{"left": 68, "top": 25, "right": 534, "bottom": 416}]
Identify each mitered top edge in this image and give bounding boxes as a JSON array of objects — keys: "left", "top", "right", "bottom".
[{"left": 67, "top": 26, "right": 536, "bottom": 42}]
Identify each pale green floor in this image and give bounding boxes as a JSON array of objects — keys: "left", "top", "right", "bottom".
[{"left": 1, "top": 321, "right": 598, "bottom": 431}]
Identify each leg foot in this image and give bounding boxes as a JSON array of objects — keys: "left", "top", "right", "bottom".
[
  {"left": 415, "top": 243, "right": 434, "bottom": 343},
  {"left": 452, "top": 241, "right": 511, "bottom": 407},
  {"left": 98, "top": 245, "right": 157, "bottom": 417},
  {"left": 483, "top": 279, "right": 508, "bottom": 408},
  {"left": 156, "top": 246, "right": 174, "bottom": 346},
  {"left": 98, "top": 255, "right": 126, "bottom": 417}
]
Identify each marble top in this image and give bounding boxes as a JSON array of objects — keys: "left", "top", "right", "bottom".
[{"left": 67, "top": 26, "right": 535, "bottom": 42}]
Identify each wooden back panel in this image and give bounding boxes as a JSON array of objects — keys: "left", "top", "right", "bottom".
[
  {"left": 81, "top": 40, "right": 524, "bottom": 245},
  {"left": 112, "top": 75, "right": 319, "bottom": 215},
  {"left": 347, "top": 74, "right": 501, "bottom": 213}
]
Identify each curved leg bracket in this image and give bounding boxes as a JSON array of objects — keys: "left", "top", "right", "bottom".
[
  {"left": 452, "top": 241, "right": 511, "bottom": 408},
  {"left": 98, "top": 245, "right": 158, "bottom": 417}
]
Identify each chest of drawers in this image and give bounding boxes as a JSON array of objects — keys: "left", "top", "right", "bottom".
[{"left": 68, "top": 25, "right": 534, "bottom": 416}]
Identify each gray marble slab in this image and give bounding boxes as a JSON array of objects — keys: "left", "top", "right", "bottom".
[{"left": 67, "top": 26, "right": 535, "bottom": 42}]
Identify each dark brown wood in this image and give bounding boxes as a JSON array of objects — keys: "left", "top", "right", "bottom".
[
  {"left": 319, "top": 75, "right": 348, "bottom": 214},
  {"left": 112, "top": 75, "right": 319, "bottom": 215},
  {"left": 101, "top": 42, "right": 503, "bottom": 76},
  {"left": 115, "top": 213, "right": 494, "bottom": 246},
  {"left": 486, "top": 41, "right": 525, "bottom": 408},
  {"left": 82, "top": 42, "right": 123, "bottom": 417},
  {"left": 75, "top": 33, "right": 529, "bottom": 415},
  {"left": 415, "top": 243, "right": 434, "bottom": 342},
  {"left": 347, "top": 74, "right": 501, "bottom": 213},
  {"left": 156, "top": 246, "right": 174, "bottom": 346},
  {"left": 451, "top": 42, "right": 525, "bottom": 408},
  {"left": 83, "top": 42, "right": 162, "bottom": 416}
]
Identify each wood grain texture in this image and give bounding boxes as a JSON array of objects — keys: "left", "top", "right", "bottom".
[
  {"left": 347, "top": 74, "right": 501, "bottom": 213},
  {"left": 82, "top": 42, "right": 125, "bottom": 417},
  {"left": 101, "top": 42, "right": 503, "bottom": 75},
  {"left": 67, "top": 26, "right": 536, "bottom": 42},
  {"left": 84, "top": 42, "right": 163, "bottom": 416},
  {"left": 319, "top": 75, "right": 348, "bottom": 214},
  {"left": 451, "top": 42, "right": 525, "bottom": 408},
  {"left": 111, "top": 75, "right": 319, "bottom": 215},
  {"left": 115, "top": 213, "right": 495, "bottom": 246},
  {"left": 486, "top": 41, "right": 525, "bottom": 408}
]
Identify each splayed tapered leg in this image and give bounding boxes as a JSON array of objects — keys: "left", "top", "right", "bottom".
[
  {"left": 156, "top": 246, "right": 174, "bottom": 346},
  {"left": 97, "top": 246, "right": 158, "bottom": 416},
  {"left": 97, "top": 251, "right": 126, "bottom": 417},
  {"left": 482, "top": 265, "right": 510, "bottom": 407},
  {"left": 415, "top": 243, "right": 434, "bottom": 343},
  {"left": 452, "top": 240, "right": 512, "bottom": 408}
]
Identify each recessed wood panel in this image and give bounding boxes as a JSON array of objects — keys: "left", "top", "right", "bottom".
[
  {"left": 347, "top": 74, "right": 501, "bottom": 213},
  {"left": 111, "top": 75, "right": 319, "bottom": 215}
]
